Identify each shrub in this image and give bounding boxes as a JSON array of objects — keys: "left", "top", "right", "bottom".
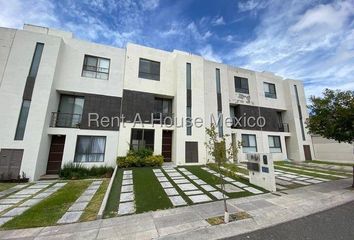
[
  {"left": 59, "top": 163, "right": 114, "bottom": 180},
  {"left": 117, "top": 148, "right": 163, "bottom": 168},
  {"left": 145, "top": 155, "right": 164, "bottom": 167}
]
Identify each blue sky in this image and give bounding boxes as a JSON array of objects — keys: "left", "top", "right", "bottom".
[{"left": 1, "top": 0, "right": 353, "bottom": 99}]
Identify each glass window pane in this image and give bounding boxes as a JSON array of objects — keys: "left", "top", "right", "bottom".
[
  {"left": 216, "top": 69, "right": 221, "bottom": 93},
  {"left": 186, "top": 63, "right": 191, "bottom": 89},
  {"left": 91, "top": 137, "right": 106, "bottom": 153},
  {"left": 263, "top": 83, "right": 269, "bottom": 92},
  {"left": 98, "top": 58, "right": 110, "bottom": 72},
  {"left": 249, "top": 135, "right": 256, "bottom": 147},
  {"left": 82, "top": 70, "right": 96, "bottom": 78},
  {"left": 96, "top": 72, "right": 108, "bottom": 80},
  {"left": 76, "top": 137, "right": 91, "bottom": 154},
  {"left": 15, "top": 100, "right": 31, "bottom": 140},
  {"left": 86, "top": 56, "right": 97, "bottom": 67},
  {"left": 28, "top": 43, "right": 44, "bottom": 78},
  {"left": 144, "top": 130, "right": 155, "bottom": 148},
  {"left": 268, "top": 136, "right": 274, "bottom": 147}
]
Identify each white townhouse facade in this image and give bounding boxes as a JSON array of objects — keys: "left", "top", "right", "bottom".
[{"left": 0, "top": 25, "right": 313, "bottom": 181}]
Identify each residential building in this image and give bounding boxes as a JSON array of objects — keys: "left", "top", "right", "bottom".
[{"left": 0, "top": 25, "right": 313, "bottom": 181}]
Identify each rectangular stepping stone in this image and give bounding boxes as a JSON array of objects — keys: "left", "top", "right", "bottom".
[
  {"left": 184, "top": 190, "right": 204, "bottom": 196},
  {"left": 33, "top": 192, "right": 52, "bottom": 199},
  {"left": 275, "top": 179, "right": 293, "bottom": 186},
  {"left": 122, "top": 179, "right": 133, "bottom": 185},
  {"left": 2, "top": 207, "right": 29, "bottom": 217},
  {"left": 68, "top": 202, "right": 89, "bottom": 211},
  {"left": 44, "top": 187, "right": 61, "bottom": 193},
  {"left": 163, "top": 188, "right": 179, "bottom": 196},
  {"left": 164, "top": 169, "right": 176, "bottom": 173},
  {"left": 161, "top": 182, "right": 173, "bottom": 189},
  {"left": 200, "top": 185, "right": 216, "bottom": 192},
  {"left": 27, "top": 184, "right": 50, "bottom": 189},
  {"left": 123, "top": 174, "right": 132, "bottom": 180},
  {"left": 177, "top": 183, "right": 198, "bottom": 191},
  {"left": 0, "top": 198, "right": 23, "bottom": 205},
  {"left": 120, "top": 192, "right": 134, "bottom": 202},
  {"left": 169, "top": 196, "right": 187, "bottom": 206},
  {"left": 295, "top": 177, "right": 310, "bottom": 181},
  {"left": 121, "top": 185, "right": 134, "bottom": 193},
  {"left": 15, "top": 188, "right": 42, "bottom": 195},
  {"left": 209, "top": 191, "right": 228, "bottom": 200},
  {"left": 305, "top": 179, "right": 323, "bottom": 184},
  {"left": 57, "top": 211, "right": 82, "bottom": 224},
  {"left": 168, "top": 172, "right": 182, "bottom": 177},
  {"left": 194, "top": 179, "right": 207, "bottom": 185},
  {"left": 231, "top": 181, "right": 248, "bottom": 188},
  {"left": 118, "top": 201, "right": 135, "bottom": 215},
  {"left": 0, "top": 205, "right": 12, "bottom": 212},
  {"left": 170, "top": 176, "right": 185, "bottom": 180},
  {"left": 91, "top": 181, "right": 103, "bottom": 185},
  {"left": 87, "top": 185, "right": 100, "bottom": 191},
  {"left": 123, "top": 170, "right": 132, "bottom": 175},
  {"left": 157, "top": 177, "right": 169, "bottom": 182},
  {"left": 244, "top": 187, "right": 263, "bottom": 194},
  {"left": 217, "top": 184, "right": 243, "bottom": 193},
  {"left": 153, "top": 169, "right": 162, "bottom": 173},
  {"left": 76, "top": 195, "right": 94, "bottom": 203},
  {"left": 82, "top": 189, "right": 97, "bottom": 196},
  {"left": 0, "top": 217, "right": 13, "bottom": 225},
  {"left": 155, "top": 173, "right": 165, "bottom": 177},
  {"left": 224, "top": 177, "right": 235, "bottom": 182},
  {"left": 293, "top": 180, "right": 311, "bottom": 185},
  {"left": 53, "top": 183, "right": 67, "bottom": 187},
  {"left": 174, "top": 179, "right": 190, "bottom": 184},
  {"left": 188, "top": 175, "right": 199, "bottom": 180},
  {"left": 189, "top": 194, "right": 212, "bottom": 203},
  {"left": 20, "top": 198, "right": 42, "bottom": 207},
  {"left": 8, "top": 194, "right": 30, "bottom": 199}
]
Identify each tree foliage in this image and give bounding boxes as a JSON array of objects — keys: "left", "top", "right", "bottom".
[{"left": 306, "top": 89, "right": 354, "bottom": 144}]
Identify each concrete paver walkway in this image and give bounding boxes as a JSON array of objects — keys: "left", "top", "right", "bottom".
[{"left": 1, "top": 178, "right": 353, "bottom": 240}]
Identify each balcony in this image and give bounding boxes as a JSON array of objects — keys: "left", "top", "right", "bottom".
[
  {"left": 50, "top": 112, "right": 82, "bottom": 128},
  {"left": 152, "top": 112, "right": 174, "bottom": 125},
  {"left": 279, "top": 123, "right": 289, "bottom": 132}
]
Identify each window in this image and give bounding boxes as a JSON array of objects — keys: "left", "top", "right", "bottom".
[
  {"left": 75, "top": 136, "right": 106, "bottom": 162},
  {"left": 268, "top": 136, "right": 282, "bottom": 153},
  {"left": 186, "top": 63, "right": 192, "bottom": 135},
  {"left": 154, "top": 98, "right": 172, "bottom": 123},
  {"left": 130, "top": 129, "right": 155, "bottom": 150},
  {"left": 242, "top": 134, "right": 257, "bottom": 153},
  {"left": 82, "top": 55, "right": 110, "bottom": 80},
  {"left": 28, "top": 43, "right": 44, "bottom": 78},
  {"left": 14, "top": 100, "right": 31, "bottom": 140},
  {"left": 264, "top": 82, "right": 277, "bottom": 98},
  {"left": 56, "top": 95, "right": 84, "bottom": 128},
  {"left": 138, "top": 58, "right": 160, "bottom": 80},
  {"left": 235, "top": 77, "right": 249, "bottom": 94}
]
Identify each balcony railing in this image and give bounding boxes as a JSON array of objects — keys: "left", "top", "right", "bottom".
[
  {"left": 279, "top": 123, "right": 289, "bottom": 132},
  {"left": 152, "top": 112, "right": 174, "bottom": 125},
  {"left": 50, "top": 112, "right": 82, "bottom": 128}
]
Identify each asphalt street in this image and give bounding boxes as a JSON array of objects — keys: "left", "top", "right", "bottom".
[{"left": 224, "top": 200, "right": 354, "bottom": 240}]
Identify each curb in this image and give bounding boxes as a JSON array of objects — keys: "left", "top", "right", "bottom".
[{"left": 97, "top": 165, "right": 118, "bottom": 219}]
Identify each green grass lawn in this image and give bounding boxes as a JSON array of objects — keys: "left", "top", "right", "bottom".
[
  {"left": 80, "top": 179, "right": 109, "bottom": 222},
  {"left": 186, "top": 166, "right": 257, "bottom": 198},
  {"left": 134, "top": 168, "right": 172, "bottom": 213},
  {"left": 103, "top": 169, "right": 123, "bottom": 218},
  {"left": 0, "top": 183, "right": 17, "bottom": 192},
  {"left": 2, "top": 180, "right": 91, "bottom": 230},
  {"left": 308, "top": 160, "right": 354, "bottom": 167}
]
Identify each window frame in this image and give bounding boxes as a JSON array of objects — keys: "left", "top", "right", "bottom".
[
  {"left": 241, "top": 134, "right": 257, "bottom": 153},
  {"left": 138, "top": 58, "right": 161, "bottom": 81},
  {"left": 82, "top": 55, "right": 110, "bottom": 80},
  {"left": 268, "top": 135, "right": 282, "bottom": 153},
  {"left": 74, "top": 136, "right": 106, "bottom": 163},
  {"left": 235, "top": 76, "right": 249, "bottom": 94},
  {"left": 130, "top": 129, "right": 155, "bottom": 150},
  {"left": 264, "top": 82, "right": 277, "bottom": 99}
]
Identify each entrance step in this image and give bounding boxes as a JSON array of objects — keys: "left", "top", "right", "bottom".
[{"left": 39, "top": 174, "right": 59, "bottom": 180}]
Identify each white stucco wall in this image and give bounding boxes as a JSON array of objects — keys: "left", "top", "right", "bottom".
[{"left": 312, "top": 136, "right": 354, "bottom": 163}]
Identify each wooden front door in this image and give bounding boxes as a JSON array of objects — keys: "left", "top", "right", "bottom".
[
  {"left": 303, "top": 145, "right": 312, "bottom": 161},
  {"left": 162, "top": 130, "right": 172, "bottom": 162},
  {"left": 46, "top": 135, "right": 66, "bottom": 174}
]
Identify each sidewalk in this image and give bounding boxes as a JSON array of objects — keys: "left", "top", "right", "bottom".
[{"left": 0, "top": 179, "right": 353, "bottom": 240}]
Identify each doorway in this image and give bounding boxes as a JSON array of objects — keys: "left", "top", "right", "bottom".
[
  {"left": 0, "top": 149, "right": 24, "bottom": 180},
  {"left": 303, "top": 145, "right": 312, "bottom": 161},
  {"left": 162, "top": 130, "right": 172, "bottom": 162},
  {"left": 46, "top": 135, "right": 66, "bottom": 174}
]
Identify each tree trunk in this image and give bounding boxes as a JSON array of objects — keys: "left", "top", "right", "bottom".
[{"left": 218, "top": 163, "right": 229, "bottom": 223}]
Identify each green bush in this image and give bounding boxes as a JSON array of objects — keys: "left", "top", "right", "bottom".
[
  {"left": 117, "top": 148, "right": 163, "bottom": 168},
  {"left": 59, "top": 163, "right": 114, "bottom": 180},
  {"left": 145, "top": 155, "right": 164, "bottom": 167}
]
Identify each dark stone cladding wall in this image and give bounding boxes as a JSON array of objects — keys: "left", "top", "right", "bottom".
[
  {"left": 234, "top": 105, "right": 282, "bottom": 132},
  {"left": 121, "top": 89, "right": 155, "bottom": 123},
  {"left": 81, "top": 93, "right": 122, "bottom": 131}
]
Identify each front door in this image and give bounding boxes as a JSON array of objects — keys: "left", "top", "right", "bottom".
[
  {"left": 303, "top": 145, "right": 312, "bottom": 161},
  {"left": 162, "top": 130, "right": 172, "bottom": 162},
  {"left": 46, "top": 135, "right": 66, "bottom": 174}
]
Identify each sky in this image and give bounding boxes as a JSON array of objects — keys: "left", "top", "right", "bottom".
[{"left": 0, "top": 0, "right": 353, "bottom": 100}]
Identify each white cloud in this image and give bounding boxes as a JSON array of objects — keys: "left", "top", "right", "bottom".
[
  {"left": 237, "top": 0, "right": 269, "bottom": 12},
  {"left": 228, "top": 0, "right": 354, "bottom": 98},
  {"left": 140, "top": 0, "right": 159, "bottom": 10},
  {"left": 211, "top": 16, "right": 225, "bottom": 26},
  {"left": 198, "top": 45, "right": 222, "bottom": 62}
]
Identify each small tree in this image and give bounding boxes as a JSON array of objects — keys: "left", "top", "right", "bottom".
[
  {"left": 205, "top": 124, "right": 241, "bottom": 223},
  {"left": 306, "top": 89, "right": 354, "bottom": 187}
]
